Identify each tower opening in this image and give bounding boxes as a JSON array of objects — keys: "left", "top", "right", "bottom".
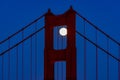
[
  {"left": 54, "top": 61, "right": 66, "bottom": 80},
  {"left": 53, "top": 25, "right": 67, "bottom": 50}
]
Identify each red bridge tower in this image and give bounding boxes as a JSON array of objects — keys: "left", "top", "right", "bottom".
[{"left": 44, "top": 7, "right": 76, "bottom": 80}]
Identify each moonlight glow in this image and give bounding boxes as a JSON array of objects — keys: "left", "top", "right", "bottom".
[{"left": 59, "top": 27, "right": 67, "bottom": 36}]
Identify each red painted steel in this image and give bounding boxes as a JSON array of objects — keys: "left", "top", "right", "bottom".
[{"left": 44, "top": 7, "right": 77, "bottom": 80}]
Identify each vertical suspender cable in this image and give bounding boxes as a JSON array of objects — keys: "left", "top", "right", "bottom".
[
  {"left": 95, "top": 29, "right": 98, "bottom": 80},
  {"left": 107, "top": 38, "right": 109, "bottom": 80},
  {"left": 35, "top": 22, "right": 37, "bottom": 80},
  {"left": 16, "top": 46, "right": 18, "bottom": 80},
  {"left": 22, "top": 30, "right": 24, "bottom": 80},
  {"left": 83, "top": 20, "right": 87, "bottom": 80},
  {"left": 8, "top": 39, "right": 10, "bottom": 80},
  {"left": 30, "top": 37, "right": 32, "bottom": 80},
  {"left": 62, "top": 35, "right": 64, "bottom": 80},
  {"left": 118, "top": 46, "right": 120, "bottom": 80},
  {"left": 2, "top": 52, "right": 4, "bottom": 80},
  {"left": 57, "top": 27, "right": 59, "bottom": 80}
]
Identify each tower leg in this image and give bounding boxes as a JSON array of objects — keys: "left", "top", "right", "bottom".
[
  {"left": 44, "top": 61, "right": 54, "bottom": 80},
  {"left": 66, "top": 50, "right": 76, "bottom": 80}
]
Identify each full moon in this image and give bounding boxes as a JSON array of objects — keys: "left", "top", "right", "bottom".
[{"left": 59, "top": 27, "right": 67, "bottom": 36}]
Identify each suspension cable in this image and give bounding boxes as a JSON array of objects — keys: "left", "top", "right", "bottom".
[
  {"left": 75, "top": 11, "right": 120, "bottom": 46},
  {"left": 30, "top": 37, "right": 32, "bottom": 80},
  {"left": 0, "top": 14, "right": 45, "bottom": 45},
  {"left": 57, "top": 27, "right": 59, "bottom": 80},
  {"left": 22, "top": 30, "right": 24, "bottom": 80},
  {"left": 62, "top": 36, "right": 64, "bottom": 80},
  {"left": 8, "top": 39, "right": 10, "bottom": 80},
  {"left": 61, "top": 27, "right": 63, "bottom": 80},
  {"left": 107, "top": 38, "right": 109, "bottom": 80},
  {"left": 0, "top": 27, "right": 44, "bottom": 56},
  {"left": 2, "top": 54, "right": 4, "bottom": 80},
  {"left": 118, "top": 46, "right": 120, "bottom": 80},
  {"left": 16, "top": 46, "right": 18, "bottom": 80},
  {"left": 76, "top": 30, "right": 120, "bottom": 62},
  {"left": 95, "top": 29, "right": 98, "bottom": 80},
  {"left": 35, "top": 22, "right": 38, "bottom": 80},
  {"left": 83, "top": 20, "right": 87, "bottom": 80}
]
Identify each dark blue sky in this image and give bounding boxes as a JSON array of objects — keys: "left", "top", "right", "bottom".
[
  {"left": 0, "top": 0, "right": 120, "bottom": 41},
  {"left": 0, "top": 0, "right": 120, "bottom": 80}
]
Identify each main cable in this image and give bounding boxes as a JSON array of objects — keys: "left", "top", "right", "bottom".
[
  {"left": 76, "top": 30, "right": 120, "bottom": 62},
  {"left": 75, "top": 11, "right": 120, "bottom": 46},
  {"left": 0, "top": 14, "right": 45, "bottom": 45},
  {"left": 0, "top": 27, "right": 44, "bottom": 56}
]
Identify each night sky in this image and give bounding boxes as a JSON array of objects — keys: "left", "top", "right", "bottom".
[
  {"left": 0, "top": 0, "right": 120, "bottom": 80},
  {"left": 0, "top": 0, "right": 120, "bottom": 41}
]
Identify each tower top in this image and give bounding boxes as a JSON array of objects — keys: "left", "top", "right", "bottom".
[{"left": 46, "top": 6, "right": 75, "bottom": 16}]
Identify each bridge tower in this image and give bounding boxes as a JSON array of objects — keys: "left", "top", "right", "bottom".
[{"left": 44, "top": 7, "right": 76, "bottom": 80}]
